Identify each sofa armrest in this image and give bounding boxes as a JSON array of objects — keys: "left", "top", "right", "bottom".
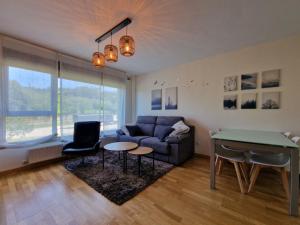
[
  {"left": 116, "top": 129, "right": 125, "bottom": 136},
  {"left": 167, "top": 125, "right": 195, "bottom": 165}
]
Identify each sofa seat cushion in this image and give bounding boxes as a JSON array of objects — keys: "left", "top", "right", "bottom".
[
  {"left": 119, "top": 135, "right": 150, "bottom": 144},
  {"left": 140, "top": 137, "right": 170, "bottom": 155}
]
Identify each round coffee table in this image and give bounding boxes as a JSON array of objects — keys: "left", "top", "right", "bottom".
[
  {"left": 129, "top": 146, "right": 154, "bottom": 176},
  {"left": 104, "top": 142, "right": 138, "bottom": 173}
]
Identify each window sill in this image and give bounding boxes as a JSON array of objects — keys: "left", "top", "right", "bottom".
[{"left": 0, "top": 140, "right": 64, "bottom": 150}]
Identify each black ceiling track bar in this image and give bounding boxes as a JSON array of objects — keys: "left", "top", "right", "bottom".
[{"left": 95, "top": 18, "right": 132, "bottom": 43}]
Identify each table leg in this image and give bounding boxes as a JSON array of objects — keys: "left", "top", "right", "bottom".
[
  {"left": 152, "top": 152, "right": 155, "bottom": 171},
  {"left": 138, "top": 155, "right": 141, "bottom": 176},
  {"left": 102, "top": 148, "right": 104, "bottom": 170},
  {"left": 210, "top": 139, "right": 216, "bottom": 189},
  {"left": 125, "top": 151, "right": 128, "bottom": 173},
  {"left": 122, "top": 151, "right": 128, "bottom": 173},
  {"left": 289, "top": 149, "right": 299, "bottom": 216},
  {"left": 122, "top": 151, "right": 125, "bottom": 173}
]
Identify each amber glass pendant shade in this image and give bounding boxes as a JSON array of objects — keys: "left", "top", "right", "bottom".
[
  {"left": 119, "top": 35, "right": 135, "bottom": 57},
  {"left": 104, "top": 44, "right": 118, "bottom": 62},
  {"left": 92, "top": 52, "right": 105, "bottom": 67}
]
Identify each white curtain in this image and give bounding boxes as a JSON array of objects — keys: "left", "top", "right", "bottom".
[
  {"left": 102, "top": 70, "right": 126, "bottom": 134},
  {"left": 0, "top": 36, "right": 58, "bottom": 147},
  {"left": 0, "top": 35, "right": 127, "bottom": 147},
  {"left": 59, "top": 55, "right": 126, "bottom": 139}
]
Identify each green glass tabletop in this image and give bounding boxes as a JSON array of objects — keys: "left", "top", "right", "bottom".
[{"left": 212, "top": 129, "right": 299, "bottom": 148}]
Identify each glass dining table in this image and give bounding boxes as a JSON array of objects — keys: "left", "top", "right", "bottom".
[{"left": 211, "top": 129, "right": 299, "bottom": 216}]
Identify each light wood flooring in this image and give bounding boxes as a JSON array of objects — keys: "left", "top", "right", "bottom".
[{"left": 0, "top": 157, "right": 299, "bottom": 225}]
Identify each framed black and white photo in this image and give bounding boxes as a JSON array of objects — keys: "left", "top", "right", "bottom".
[
  {"left": 241, "top": 73, "right": 257, "bottom": 90},
  {"left": 165, "top": 87, "right": 178, "bottom": 110},
  {"left": 262, "top": 92, "right": 280, "bottom": 109},
  {"left": 151, "top": 89, "right": 162, "bottom": 110},
  {"left": 262, "top": 69, "right": 280, "bottom": 88},
  {"left": 223, "top": 95, "right": 237, "bottom": 110},
  {"left": 241, "top": 93, "right": 257, "bottom": 109},
  {"left": 224, "top": 76, "right": 238, "bottom": 92}
]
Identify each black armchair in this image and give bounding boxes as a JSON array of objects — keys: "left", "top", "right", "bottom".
[{"left": 63, "top": 121, "right": 101, "bottom": 167}]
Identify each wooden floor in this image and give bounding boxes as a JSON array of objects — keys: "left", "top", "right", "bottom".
[{"left": 1, "top": 157, "right": 299, "bottom": 225}]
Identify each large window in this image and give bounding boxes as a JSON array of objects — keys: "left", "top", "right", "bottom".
[
  {"left": 59, "top": 78, "right": 102, "bottom": 137},
  {"left": 103, "top": 86, "right": 124, "bottom": 132},
  {"left": 5, "top": 67, "right": 55, "bottom": 142},
  {"left": 0, "top": 38, "right": 126, "bottom": 146}
]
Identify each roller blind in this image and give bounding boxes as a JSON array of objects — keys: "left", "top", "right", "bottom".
[
  {"left": 59, "top": 55, "right": 126, "bottom": 138},
  {"left": 0, "top": 37, "right": 58, "bottom": 145}
]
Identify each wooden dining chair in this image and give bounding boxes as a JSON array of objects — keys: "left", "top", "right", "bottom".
[
  {"left": 248, "top": 135, "right": 299, "bottom": 199},
  {"left": 210, "top": 130, "right": 248, "bottom": 193}
]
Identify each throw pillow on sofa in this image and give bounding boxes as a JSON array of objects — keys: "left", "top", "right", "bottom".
[
  {"left": 169, "top": 120, "right": 190, "bottom": 137},
  {"left": 156, "top": 127, "right": 174, "bottom": 141},
  {"left": 121, "top": 126, "right": 130, "bottom": 136},
  {"left": 126, "top": 125, "right": 142, "bottom": 136}
]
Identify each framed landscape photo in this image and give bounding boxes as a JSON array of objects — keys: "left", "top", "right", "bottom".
[
  {"left": 262, "top": 69, "right": 280, "bottom": 88},
  {"left": 151, "top": 89, "right": 162, "bottom": 110},
  {"left": 262, "top": 92, "right": 280, "bottom": 109},
  {"left": 165, "top": 87, "right": 178, "bottom": 110},
  {"left": 223, "top": 95, "right": 237, "bottom": 110},
  {"left": 241, "top": 73, "right": 257, "bottom": 90},
  {"left": 241, "top": 93, "right": 257, "bottom": 109},
  {"left": 224, "top": 76, "right": 238, "bottom": 92}
]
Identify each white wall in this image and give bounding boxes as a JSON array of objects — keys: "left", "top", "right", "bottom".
[{"left": 135, "top": 34, "right": 300, "bottom": 155}]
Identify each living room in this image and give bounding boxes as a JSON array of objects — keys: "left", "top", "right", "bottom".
[{"left": 0, "top": 1, "right": 300, "bottom": 225}]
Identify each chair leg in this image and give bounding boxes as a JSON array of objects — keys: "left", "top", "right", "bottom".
[
  {"left": 280, "top": 168, "right": 290, "bottom": 200},
  {"left": 239, "top": 163, "right": 249, "bottom": 186},
  {"left": 249, "top": 163, "right": 254, "bottom": 176},
  {"left": 233, "top": 162, "right": 245, "bottom": 194},
  {"left": 248, "top": 165, "right": 261, "bottom": 193},
  {"left": 215, "top": 155, "right": 219, "bottom": 167},
  {"left": 217, "top": 158, "right": 224, "bottom": 175}
]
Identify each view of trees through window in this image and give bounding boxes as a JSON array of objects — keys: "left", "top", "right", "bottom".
[{"left": 5, "top": 66, "right": 121, "bottom": 143}]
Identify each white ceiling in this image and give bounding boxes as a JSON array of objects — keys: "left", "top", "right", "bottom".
[{"left": 0, "top": 0, "right": 300, "bottom": 75}]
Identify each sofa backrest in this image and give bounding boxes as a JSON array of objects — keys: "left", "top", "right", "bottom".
[
  {"left": 136, "top": 116, "right": 157, "bottom": 136},
  {"left": 154, "top": 116, "right": 184, "bottom": 138}
]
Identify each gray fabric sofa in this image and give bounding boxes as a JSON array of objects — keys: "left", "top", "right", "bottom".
[{"left": 116, "top": 116, "right": 195, "bottom": 165}]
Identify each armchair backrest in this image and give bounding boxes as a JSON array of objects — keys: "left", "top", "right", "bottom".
[{"left": 73, "top": 121, "right": 100, "bottom": 147}]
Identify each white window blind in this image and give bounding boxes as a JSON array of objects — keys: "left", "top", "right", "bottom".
[
  {"left": 0, "top": 36, "right": 127, "bottom": 147},
  {"left": 0, "top": 37, "right": 58, "bottom": 146},
  {"left": 102, "top": 71, "right": 126, "bottom": 133},
  {"left": 59, "top": 55, "right": 126, "bottom": 139},
  {"left": 59, "top": 56, "right": 102, "bottom": 138}
]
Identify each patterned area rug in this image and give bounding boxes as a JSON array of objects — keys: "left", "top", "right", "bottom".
[{"left": 64, "top": 150, "right": 174, "bottom": 205}]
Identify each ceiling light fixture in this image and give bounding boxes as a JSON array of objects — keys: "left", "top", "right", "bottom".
[
  {"left": 119, "top": 27, "right": 135, "bottom": 57},
  {"left": 92, "top": 18, "right": 134, "bottom": 68},
  {"left": 91, "top": 42, "right": 105, "bottom": 67},
  {"left": 104, "top": 33, "right": 118, "bottom": 62}
]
